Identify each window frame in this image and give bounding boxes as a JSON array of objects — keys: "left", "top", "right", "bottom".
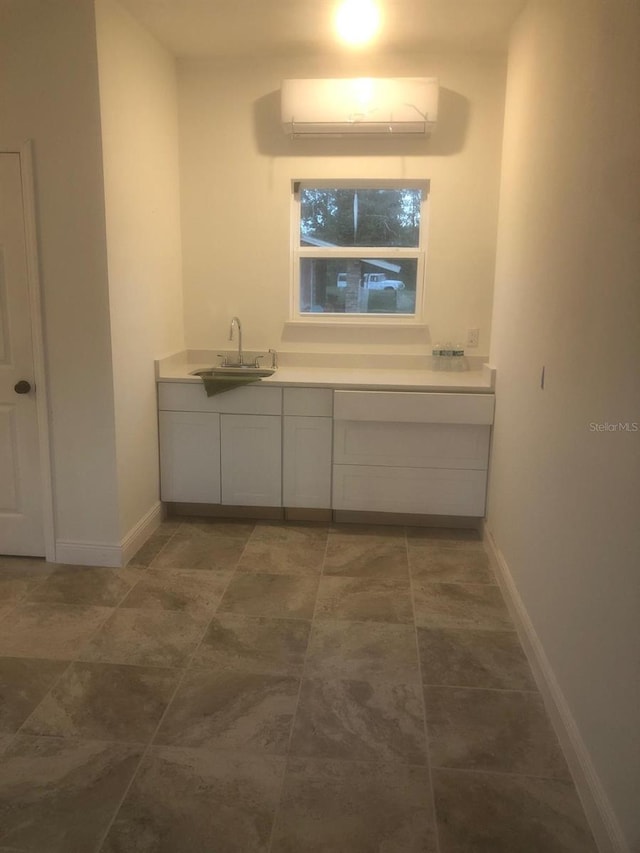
[{"left": 290, "top": 179, "right": 430, "bottom": 325}]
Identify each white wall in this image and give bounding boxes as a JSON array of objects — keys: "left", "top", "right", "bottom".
[
  {"left": 0, "top": 0, "right": 121, "bottom": 548},
  {"left": 487, "top": 0, "right": 640, "bottom": 849},
  {"left": 95, "top": 0, "right": 185, "bottom": 539},
  {"left": 177, "top": 52, "right": 506, "bottom": 356}
]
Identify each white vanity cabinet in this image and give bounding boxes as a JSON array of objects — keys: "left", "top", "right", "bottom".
[
  {"left": 158, "top": 383, "right": 282, "bottom": 506},
  {"left": 157, "top": 379, "right": 495, "bottom": 519},
  {"left": 332, "top": 390, "right": 495, "bottom": 517},
  {"left": 282, "top": 388, "right": 333, "bottom": 508}
]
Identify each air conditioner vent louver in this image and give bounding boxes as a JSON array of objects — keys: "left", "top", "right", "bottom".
[{"left": 281, "top": 77, "right": 439, "bottom": 138}]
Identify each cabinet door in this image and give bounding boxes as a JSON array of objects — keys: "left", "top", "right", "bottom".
[
  {"left": 158, "top": 411, "right": 220, "bottom": 503},
  {"left": 221, "top": 414, "right": 281, "bottom": 506},
  {"left": 283, "top": 416, "right": 332, "bottom": 508}
]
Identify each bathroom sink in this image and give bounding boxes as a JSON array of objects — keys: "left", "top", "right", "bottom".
[
  {"left": 190, "top": 366, "right": 276, "bottom": 397},
  {"left": 190, "top": 366, "right": 275, "bottom": 379}
]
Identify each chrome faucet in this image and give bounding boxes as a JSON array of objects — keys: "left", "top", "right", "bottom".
[{"left": 229, "top": 316, "right": 243, "bottom": 366}]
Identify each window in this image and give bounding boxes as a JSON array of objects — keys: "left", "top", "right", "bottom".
[{"left": 291, "top": 179, "right": 429, "bottom": 322}]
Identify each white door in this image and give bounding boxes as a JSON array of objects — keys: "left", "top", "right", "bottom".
[{"left": 0, "top": 153, "right": 45, "bottom": 556}]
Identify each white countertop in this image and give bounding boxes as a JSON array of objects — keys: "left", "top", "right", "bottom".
[{"left": 156, "top": 351, "right": 496, "bottom": 394}]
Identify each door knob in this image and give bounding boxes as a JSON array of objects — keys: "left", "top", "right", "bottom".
[{"left": 14, "top": 380, "right": 32, "bottom": 394}]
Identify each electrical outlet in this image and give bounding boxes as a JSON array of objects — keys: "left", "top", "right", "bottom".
[{"left": 466, "top": 328, "right": 480, "bottom": 347}]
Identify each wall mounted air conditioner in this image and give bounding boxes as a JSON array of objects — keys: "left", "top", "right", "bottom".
[{"left": 281, "top": 77, "right": 439, "bottom": 137}]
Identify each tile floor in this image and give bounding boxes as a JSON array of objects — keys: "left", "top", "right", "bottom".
[{"left": 0, "top": 519, "right": 598, "bottom": 852}]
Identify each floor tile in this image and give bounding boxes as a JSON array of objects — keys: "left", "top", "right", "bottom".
[
  {"left": 329, "top": 524, "right": 406, "bottom": 539},
  {"left": 155, "top": 669, "right": 299, "bottom": 754},
  {"left": 413, "top": 582, "right": 514, "bottom": 631},
  {"left": 305, "top": 620, "right": 420, "bottom": 683},
  {"left": 78, "top": 609, "right": 207, "bottom": 667},
  {"left": 150, "top": 531, "right": 247, "bottom": 571},
  {"left": 409, "top": 547, "right": 494, "bottom": 583},
  {"left": 191, "top": 614, "right": 311, "bottom": 675},
  {"left": 424, "top": 685, "right": 569, "bottom": 778},
  {"left": 0, "top": 605, "right": 14, "bottom": 623},
  {"left": 315, "top": 576, "right": 413, "bottom": 624},
  {"left": 417, "top": 627, "right": 537, "bottom": 690},
  {"left": 250, "top": 522, "right": 329, "bottom": 544},
  {"left": 100, "top": 746, "right": 285, "bottom": 853},
  {"left": 271, "top": 758, "right": 437, "bottom": 853},
  {"left": 0, "top": 658, "right": 68, "bottom": 734},
  {"left": 0, "top": 558, "right": 54, "bottom": 603},
  {"left": 26, "top": 566, "right": 138, "bottom": 606},
  {"left": 0, "top": 735, "right": 142, "bottom": 853},
  {"left": 290, "top": 677, "right": 427, "bottom": 764},
  {"left": 238, "top": 540, "right": 324, "bottom": 576},
  {"left": 406, "top": 527, "right": 482, "bottom": 548},
  {"left": 323, "top": 538, "right": 409, "bottom": 578},
  {"left": 155, "top": 519, "right": 184, "bottom": 534},
  {"left": 433, "top": 769, "right": 597, "bottom": 853},
  {"left": 119, "top": 568, "right": 232, "bottom": 616},
  {"left": 127, "top": 522, "right": 180, "bottom": 568},
  {"left": 0, "top": 521, "right": 593, "bottom": 852},
  {"left": 0, "top": 603, "right": 112, "bottom": 660},
  {"left": 22, "top": 662, "right": 180, "bottom": 743},
  {"left": 176, "top": 518, "right": 256, "bottom": 539},
  {"left": 219, "top": 574, "right": 319, "bottom": 620}
]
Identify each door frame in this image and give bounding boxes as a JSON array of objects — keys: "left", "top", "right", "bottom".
[{"left": 1, "top": 141, "right": 55, "bottom": 561}]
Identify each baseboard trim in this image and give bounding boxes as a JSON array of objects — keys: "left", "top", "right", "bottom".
[
  {"left": 120, "top": 502, "right": 163, "bottom": 567},
  {"left": 54, "top": 540, "right": 123, "bottom": 568},
  {"left": 55, "top": 502, "right": 163, "bottom": 568},
  {"left": 483, "top": 524, "right": 629, "bottom": 853}
]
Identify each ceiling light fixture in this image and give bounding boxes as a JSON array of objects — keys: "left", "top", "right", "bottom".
[{"left": 334, "top": 0, "right": 382, "bottom": 47}]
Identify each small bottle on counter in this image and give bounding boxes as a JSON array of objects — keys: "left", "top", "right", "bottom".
[
  {"left": 432, "top": 343, "right": 442, "bottom": 370},
  {"left": 442, "top": 342, "right": 453, "bottom": 371},
  {"left": 452, "top": 343, "right": 465, "bottom": 371}
]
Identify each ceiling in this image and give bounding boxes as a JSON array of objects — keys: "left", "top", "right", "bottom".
[{"left": 117, "top": 0, "right": 527, "bottom": 58}]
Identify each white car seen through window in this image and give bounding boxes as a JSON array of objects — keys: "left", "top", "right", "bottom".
[{"left": 336, "top": 272, "right": 405, "bottom": 291}]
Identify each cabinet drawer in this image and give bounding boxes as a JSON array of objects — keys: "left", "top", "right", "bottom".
[
  {"left": 283, "top": 387, "right": 333, "bottom": 417},
  {"left": 333, "top": 465, "right": 487, "bottom": 516},
  {"left": 334, "top": 390, "right": 494, "bottom": 425},
  {"left": 158, "top": 382, "right": 282, "bottom": 415},
  {"left": 334, "top": 421, "right": 490, "bottom": 470}
]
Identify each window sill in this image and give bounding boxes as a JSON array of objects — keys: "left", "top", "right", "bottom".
[{"left": 285, "top": 319, "right": 429, "bottom": 329}]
